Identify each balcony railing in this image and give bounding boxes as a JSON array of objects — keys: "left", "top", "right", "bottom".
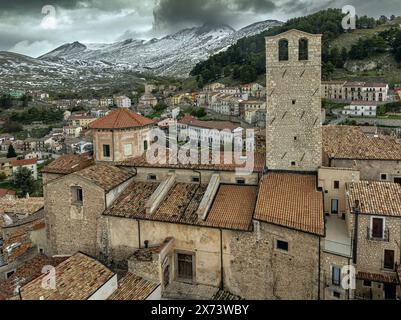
[{"left": 367, "top": 227, "right": 389, "bottom": 242}]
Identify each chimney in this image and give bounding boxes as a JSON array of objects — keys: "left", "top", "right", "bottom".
[
  {"left": 197, "top": 174, "right": 220, "bottom": 220},
  {"left": 145, "top": 173, "right": 176, "bottom": 214}
]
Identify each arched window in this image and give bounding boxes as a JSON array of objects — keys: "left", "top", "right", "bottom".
[
  {"left": 299, "top": 38, "right": 308, "bottom": 61},
  {"left": 278, "top": 39, "right": 289, "bottom": 61}
]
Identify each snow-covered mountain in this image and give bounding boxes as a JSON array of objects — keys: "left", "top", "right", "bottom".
[
  {"left": 40, "top": 20, "right": 282, "bottom": 77},
  {"left": 0, "top": 51, "right": 142, "bottom": 92}
]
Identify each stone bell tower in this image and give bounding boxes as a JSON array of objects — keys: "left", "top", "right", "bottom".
[{"left": 265, "top": 29, "right": 322, "bottom": 171}]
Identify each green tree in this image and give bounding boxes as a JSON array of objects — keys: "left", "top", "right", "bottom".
[
  {"left": 3, "top": 120, "right": 23, "bottom": 133},
  {"left": 12, "top": 167, "right": 35, "bottom": 197},
  {"left": 7, "top": 144, "right": 17, "bottom": 158}
]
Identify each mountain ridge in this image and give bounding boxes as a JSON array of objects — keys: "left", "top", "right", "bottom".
[{"left": 38, "top": 20, "right": 283, "bottom": 77}]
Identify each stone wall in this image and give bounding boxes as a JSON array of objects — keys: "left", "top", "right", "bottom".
[
  {"left": 318, "top": 167, "right": 360, "bottom": 215},
  {"left": 93, "top": 126, "right": 151, "bottom": 162},
  {"left": 348, "top": 214, "right": 401, "bottom": 273},
  {"left": 320, "top": 251, "right": 351, "bottom": 300},
  {"left": 132, "top": 167, "right": 260, "bottom": 186},
  {"left": 330, "top": 159, "right": 401, "bottom": 182},
  {"left": 45, "top": 174, "right": 106, "bottom": 256},
  {"left": 223, "top": 221, "right": 320, "bottom": 300},
  {"left": 266, "top": 30, "right": 322, "bottom": 171},
  {"left": 103, "top": 217, "right": 222, "bottom": 288}
]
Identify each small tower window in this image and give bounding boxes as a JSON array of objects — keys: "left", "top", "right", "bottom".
[
  {"left": 144, "top": 140, "right": 148, "bottom": 151},
  {"left": 103, "top": 144, "right": 111, "bottom": 158},
  {"left": 278, "top": 39, "right": 289, "bottom": 61},
  {"left": 292, "top": 100, "right": 296, "bottom": 105},
  {"left": 299, "top": 38, "right": 308, "bottom": 61}
]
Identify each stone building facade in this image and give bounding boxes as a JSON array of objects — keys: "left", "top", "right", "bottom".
[{"left": 265, "top": 30, "right": 322, "bottom": 171}]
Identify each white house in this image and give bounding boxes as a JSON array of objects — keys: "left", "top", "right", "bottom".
[
  {"left": 114, "top": 96, "right": 132, "bottom": 108},
  {"left": 342, "top": 101, "right": 377, "bottom": 117},
  {"left": 11, "top": 158, "right": 38, "bottom": 180}
]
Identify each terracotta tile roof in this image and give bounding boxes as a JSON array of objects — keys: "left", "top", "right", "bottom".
[
  {"left": 178, "top": 115, "right": 239, "bottom": 131},
  {"left": 0, "top": 188, "right": 16, "bottom": 197},
  {"left": 89, "top": 108, "right": 154, "bottom": 129},
  {"left": 255, "top": 173, "right": 324, "bottom": 236},
  {"left": 108, "top": 273, "right": 158, "bottom": 300},
  {"left": 118, "top": 151, "right": 265, "bottom": 173},
  {"left": 41, "top": 154, "right": 94, "bottom": 174},
  {"left": 323, "top": 125, "right": 401, "bottom": 160},
  {"left": 213, "top": 290, "right": 244, "bottom": 300},
  {"left": 104, "top": 181, "right": 256, "bottom": 231},
  {"left": 11, "top": 158, "right": 37, "bottom": 166},
  {"left": 346, "top": 181, "right": 401, "bottom": 216},
  {"left": 20, "top": 252, "right": 115, "bottom": 300},
  {"left": 357, "top": 271, "right": 399, "bottom": 284},
  {"left": 73, "top": 164, "right": 134, "bottom": 191},
  {"left": 322, "top": 80, "right": 347, "bottom": 85},
  {"left": 204, "top": 185, "right": 257, "bottom": 231},
  {"left": 0, "top": 255, "right": 67, "bottom": 300}
]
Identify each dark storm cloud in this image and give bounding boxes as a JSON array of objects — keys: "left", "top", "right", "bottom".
[
  {"left": 152, "top": 0, "right": 277, "bottom": 31},
  {"left": 1, "top": 0, "right": 401, "bottom": 57}
]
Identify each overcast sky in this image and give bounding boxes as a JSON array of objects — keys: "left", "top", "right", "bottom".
[{"left": 0, "top": 0, "right": 400, "bottom": 58}]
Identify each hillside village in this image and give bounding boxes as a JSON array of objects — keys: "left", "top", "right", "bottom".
[{"left": 0, "top": 26, "right": 401, "bottom": 302}]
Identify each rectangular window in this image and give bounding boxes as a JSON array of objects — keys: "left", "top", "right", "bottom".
[
  {"left": 331, "top": 199, "right": 339, "bottom": 214},
  {"left": 332, "top": 266, "right": 341, "bottom": 286},
  {"left": 72, "top": 187, "right": 83, "bottom": 205},
  {"left": 191, "top": 176, "right": 200, "bottom": 183},
  {"left": 177, "top": 253, "right": 194, "bottom": 282},
  {"left": 372, "top": 217, "right": 384, "bottom": 238},
  {"left": 384, "top": 250, "right": 395, "bottom": 270},
  {"left": 363, "top": 280, "right": 372, "bottom": 287},
  {"left": 236, "top": 178, "right": 245, "bottom": 185},
  {"left": 381, "top": 174, "right": 388, "bottom": 181},
  {"left": 333, "top": 291, "right": 341, "bottom": 299},
  {"left": 103, "top": 144, "right": 111, "bottom": 157},
  {"left": 334, "top": 181, "right": 340, "bottom": 189},
  {"left": 276, "top": 240, "right": 289, "bottom": 252},
  {"left": 124, "top": 144, "right": 133, "bottom": 156},
  {"left": 148, "top": 174, "right": 157, "bottom": 181}
]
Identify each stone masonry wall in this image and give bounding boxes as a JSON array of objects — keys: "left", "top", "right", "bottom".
[
  {"left": 45, "top": 174, "right": 106, "bottom": 256},
  {"left": 266, "top": 30, "right": 322, "bottom": 171},
  {"left": 223, "top": 221, "right": 320, "bottom": 300}
]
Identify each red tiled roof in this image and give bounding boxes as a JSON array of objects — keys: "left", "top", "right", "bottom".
[
  {"left": 178, "top": 115, "right": 239, "bottom": 131},
  {"left": 346, "top": 181, "right": 401, "bottom": 216},
  {"left": 41, "top": 154, "right": 94, "bottom": 174},
  {"left": 0, "top": 255, "right": 67, "bottom": 300},
  {"left": 108, "top": 273, "right": 158, "bottom": 300},
  {"left": 323, "top": 125, "right": 401, "bottom": 160},
  {"left": 11, "top": 158, "right": 37, "bottom": 166},
  {"left": 357, "top": 271, "right": 399, "bottom": 284},
  {"left": 0, "top": 188, "right": 16, "bottom": 197},
  {"left": 104, "top": 181, "right": 257, "bottom": 231},
  {"left": 204, "top": 185, "right": 258, "bottom": 231},
  {"left": 20, "top": 252, "right": 115, "bottom": 300},
  {"left": 89, "top": 108, "right": 154, "bottom": 129},
  {"left": 255, "top": 173, "right": 324, "bottom": 236},
  {"left": 73, "top": 164, "right": 134, "bottom": 191}
]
